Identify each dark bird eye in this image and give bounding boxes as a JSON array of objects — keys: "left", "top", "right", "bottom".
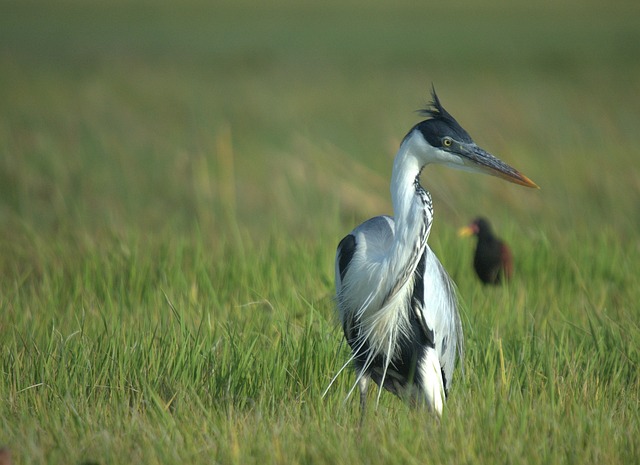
[{"left": 442, "top": 137, "right": 453, "bottom": 147}]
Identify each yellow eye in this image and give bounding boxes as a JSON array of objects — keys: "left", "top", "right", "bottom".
[{"left": 443, "top": 137, "right": 453, "bottom": 147}]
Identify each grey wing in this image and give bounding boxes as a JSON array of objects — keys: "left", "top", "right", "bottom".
[
  {"left": 335, "top": 216, "right": 395, "bottom": 337},
  {"left": 335, "top": 232, "right": 357, "bottom": 337},
  {"left": 420, "top": 245, "right": 464, "bottom": 393}
]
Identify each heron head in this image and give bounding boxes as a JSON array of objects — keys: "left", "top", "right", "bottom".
[{"left": 406, "top": 87, "right": 538, "bottom": 189}]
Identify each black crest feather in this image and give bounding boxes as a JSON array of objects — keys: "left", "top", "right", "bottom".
[
  {"left": 409, "top": 85, "right": 473, "bottom": 145},
  {"left": 418, "top": 85, "right": 457, "bottom": 124}
]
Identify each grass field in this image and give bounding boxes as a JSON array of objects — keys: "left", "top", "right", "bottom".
[{"left": 1, "top": 1, "right": 640, "bottom": 463}]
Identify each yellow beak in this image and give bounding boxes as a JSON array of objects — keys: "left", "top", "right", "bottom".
[{"left": 458, "top": 226, "right": 475, "bottom": 237}]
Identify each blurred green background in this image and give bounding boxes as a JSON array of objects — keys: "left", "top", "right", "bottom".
[{"left": 2, "top": 0, "right": 639, "bottom": 244}]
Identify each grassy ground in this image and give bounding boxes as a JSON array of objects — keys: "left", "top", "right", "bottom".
[{"left": 1, "top": 0, "right": 639, "bottom": 463}]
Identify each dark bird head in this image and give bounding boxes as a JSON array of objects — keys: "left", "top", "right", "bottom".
[
  {"left": 458, "top": 217, "right": 494, "bottom": 240},
  {"left": 404, "top": 87, "right": 538, "bottom": 189}
]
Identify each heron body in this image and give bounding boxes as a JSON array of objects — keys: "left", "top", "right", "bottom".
[
  {"left": 332, "top": 88, "right": 537, "bottom": 417},
  {"left": 460, "top": 217, "right": 513, "bottom": 285}
]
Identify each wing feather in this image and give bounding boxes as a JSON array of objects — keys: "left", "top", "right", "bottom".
[{"left": 420, "top": 246, "right": 464, "bottom": 392}]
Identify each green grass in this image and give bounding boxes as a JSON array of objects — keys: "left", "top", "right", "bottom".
[{"left": 1, "top": 0, "right": 640, "bottom": 463}]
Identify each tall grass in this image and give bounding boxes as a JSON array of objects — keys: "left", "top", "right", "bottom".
[{"left": 1, "top": 0, "right": 639, "bottom": 463}]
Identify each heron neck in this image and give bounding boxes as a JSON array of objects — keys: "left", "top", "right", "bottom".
[{"left": 390, "top": 141, "right": 433, "bottom": 253}]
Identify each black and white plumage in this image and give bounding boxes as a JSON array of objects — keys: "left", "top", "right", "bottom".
[{"left": 330, "top": 88, "right": 537, "bottom": 417}]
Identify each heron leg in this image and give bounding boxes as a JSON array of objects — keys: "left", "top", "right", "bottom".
[{"left": 358, "top": 376, "right": 369, "bottom": 426}]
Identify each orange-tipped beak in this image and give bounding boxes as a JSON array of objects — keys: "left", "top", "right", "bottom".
[{"left": 457, "top": 143, "right": 539, "bottom": 189}]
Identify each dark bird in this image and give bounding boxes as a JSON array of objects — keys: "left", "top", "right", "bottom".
[
  {"left": 325, "top": 88, "right": 537, "bottom": 418},
  {"left": 459, "top": 217, "right": 513, "bottom": 285}
]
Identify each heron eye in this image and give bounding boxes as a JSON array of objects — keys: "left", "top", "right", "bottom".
[{"left": 442, "top": 137, "right": 453, "bottom": 147}]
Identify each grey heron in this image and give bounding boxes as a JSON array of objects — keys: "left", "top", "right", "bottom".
[{"left": 330, "top": 88, "right": 537, "bottom": 417}]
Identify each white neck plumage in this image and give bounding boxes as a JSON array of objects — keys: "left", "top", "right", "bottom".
[
  {"left": 381, "top": 132, "right": 434, "bottom": 303},
  {"left": 391, "top": 134, "right": 434, "bottom": 254}
]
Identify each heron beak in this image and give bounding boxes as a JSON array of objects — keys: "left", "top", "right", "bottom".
[
  {"left": 458, "top": 225, "right": 475, "bottom": 237},
  {"left": 459, "top": 143, "right": 539, "bottom": 188}
]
